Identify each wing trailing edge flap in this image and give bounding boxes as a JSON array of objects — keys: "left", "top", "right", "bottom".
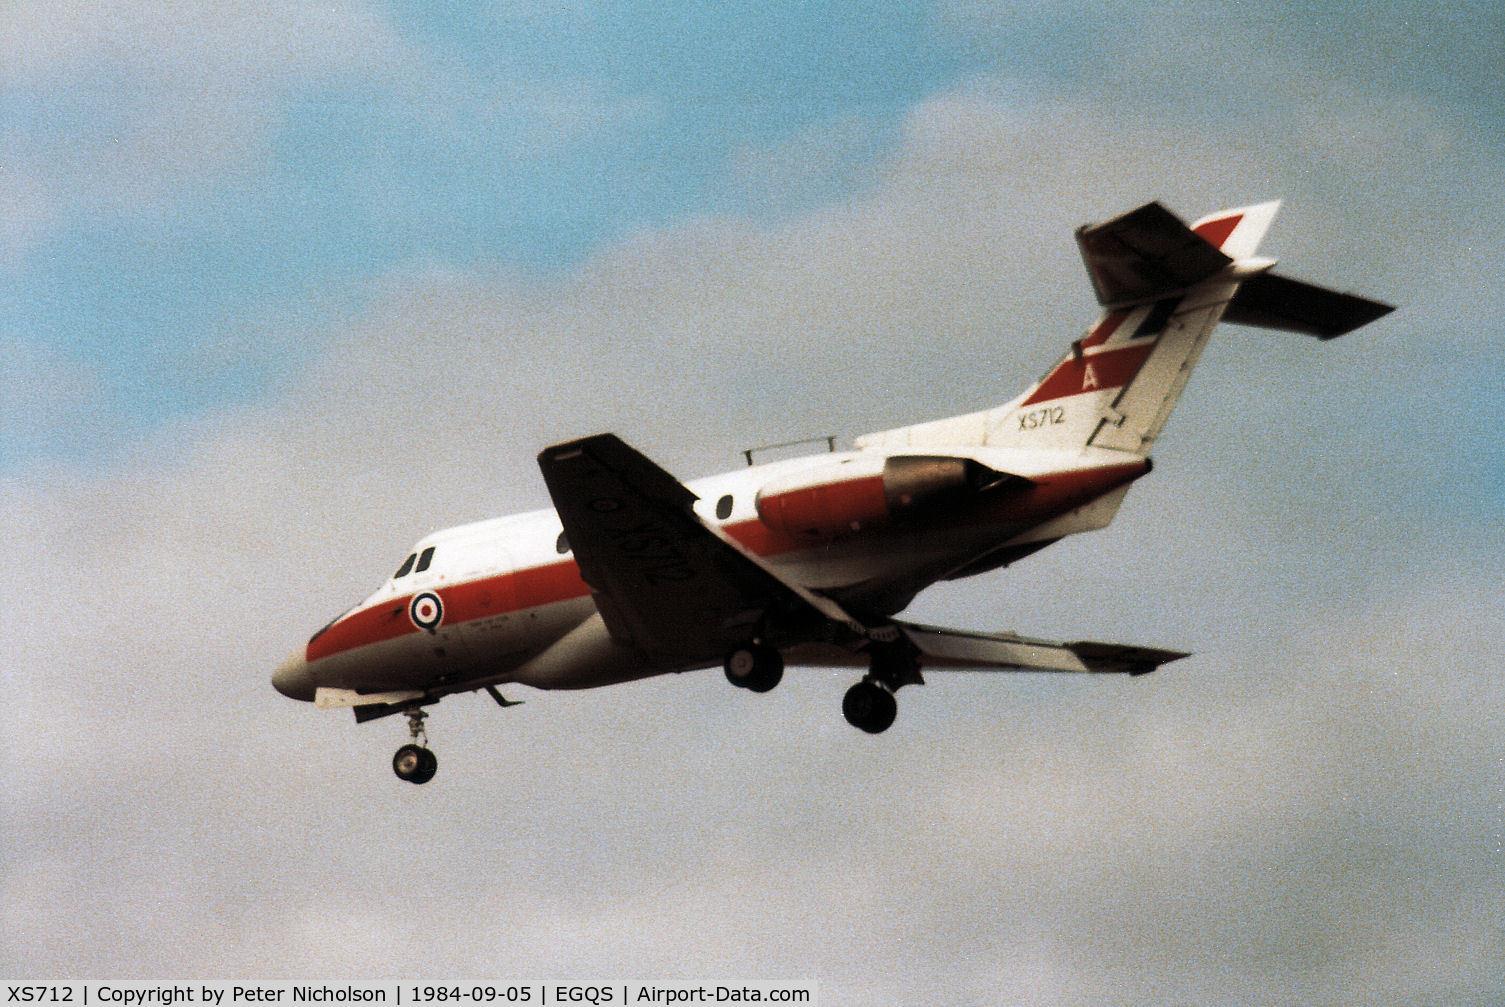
[
  {"left": 538, "top": 433, "right": 863, "bottom": 659},
  {"left": 897, "top": 622, "right": 1188, "bottom": 676}
]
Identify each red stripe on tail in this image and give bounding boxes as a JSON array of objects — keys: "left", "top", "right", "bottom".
[
  {"left": 1022, "top": 342, "right": 1156, "bottom": 406},
  {"left": 1193, "top": 213, "right": 1243, "bottom": 250},
  {"left": 1080, "top": 310, "right": 1129, "bottom": 350}
]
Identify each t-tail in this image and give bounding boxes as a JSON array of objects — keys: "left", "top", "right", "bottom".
[{"left": 857, "top": 200, "right": 1393, "bottom": 456}]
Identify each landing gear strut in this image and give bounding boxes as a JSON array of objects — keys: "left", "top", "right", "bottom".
[{"left": 392, "top": 708, "right": 438, "bottom": 784}]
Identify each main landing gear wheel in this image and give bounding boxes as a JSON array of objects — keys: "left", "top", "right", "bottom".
[
  {"left": 393, "top": 707, "right": 438, "bottom": 784},
  {"left": 723, "top": 643, "right": 784, "bottom": 693},
  {"left": 841, "top": 634, "right": 919, "bottom": 734},
  {"left": 393, "top": 743, "right": 438, "bottom": 784},
  {"left": 843, "top": 679, "right": 898, "bottom": 734}
]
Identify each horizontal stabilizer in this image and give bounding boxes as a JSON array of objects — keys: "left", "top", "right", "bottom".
[
  {"left": 898, "top": 622, "right": 1188, "bottom": 676},
  {"left": 1076, "top": 202, "right": 1232, "bottom": 307},
  {"left": 1223, "top": 272, "right": 1394, "bottom": 339}
]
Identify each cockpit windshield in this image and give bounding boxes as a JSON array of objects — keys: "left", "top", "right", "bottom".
[{"left": 393, "top": 546, "right": 437, "bottom": 580}]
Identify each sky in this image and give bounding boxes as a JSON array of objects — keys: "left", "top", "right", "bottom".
[{"left": 3, "top": 0, "right": 1503, "bottom": 1001}]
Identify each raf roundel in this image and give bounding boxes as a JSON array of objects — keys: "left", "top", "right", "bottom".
[{"left": 408, "top": 591, "right": 444, "bottom": 632}]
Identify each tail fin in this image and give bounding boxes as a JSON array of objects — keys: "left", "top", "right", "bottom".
[
  {"left": 857, "top": 200, "right": 1391, "bottom": 456},
  {"left": 1064, "top": 200, "right": 1281, "bottom": 454}
]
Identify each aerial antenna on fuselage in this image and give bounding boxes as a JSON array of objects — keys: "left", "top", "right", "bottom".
[{"left": 742, "top": 435, "right": 840, "bottom": 467}]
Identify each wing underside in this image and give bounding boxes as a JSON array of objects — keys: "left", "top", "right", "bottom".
[
  {"left": 785, "top": 622, "right": 1186, "bottom": 676},
  {"left": 900, "top": 622, "right": 1186, "bottom": 675}
]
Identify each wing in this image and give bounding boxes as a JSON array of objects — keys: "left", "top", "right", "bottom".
[
  {"left": 783, "top": 622, "right": 1188, "bottom": 676},
  {"left": 537, "top": 433, "right": 856, "bottom": 661},
  {"left": 900, "top": 622, "right": 1188, "bottom": 675}
]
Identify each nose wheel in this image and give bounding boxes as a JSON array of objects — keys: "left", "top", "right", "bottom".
[{"left": 392, "top": 708, "right": 438, "bottom": 784}]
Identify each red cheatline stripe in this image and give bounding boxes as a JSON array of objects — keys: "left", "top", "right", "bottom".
[
  {"left": 307, "top": 517, "right": 814, "bottom": 662},
  {"left": 756, "top": 474, "right": 888, "bottom": 537},
  {"left": 304, "top": 457, "right": 1150, "bottom": 663},
  {"left": 970, "top": 460, "right": 1150, "bottom": 528},
  {"left": 1193, "top": 213, "right": 1242, "bottom": 250},
  {"left": 306, "top": 560, "right": 593, "bottom": 662}
]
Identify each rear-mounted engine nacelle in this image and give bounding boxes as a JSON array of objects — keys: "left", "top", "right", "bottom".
[{"left": 755, "top": 454, "right": 1009, "bottom": 539}]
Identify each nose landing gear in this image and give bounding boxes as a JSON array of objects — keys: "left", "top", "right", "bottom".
[{"left": 392, "top": 708, "right": 438, "bottom": 784}]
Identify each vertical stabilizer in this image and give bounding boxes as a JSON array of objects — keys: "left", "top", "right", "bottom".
[
  {"left": 1189, "top": 200, "right": 1281, "bottom": 259},
  {"left": 996, "top": 200, "right": 1280, "bottom": 456}
]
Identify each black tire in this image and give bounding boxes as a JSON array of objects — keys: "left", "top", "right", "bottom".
[
  {"left": 723, "top": 644, "right": 784, "bottom": 693},
  {"left": 413, "top": 747, "right": 438, "bottom": 785},
  {"left": 393, "top": 743, "right": 437, "bottom": 784},
  {"left": 842, "top": 680, "right": 897, "bottom": 734}
]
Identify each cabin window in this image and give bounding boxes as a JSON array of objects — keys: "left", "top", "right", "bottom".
[
  {"left": 415, "top": 546, "right": 436, "bottom": 573},
  {"left": 716, "top": 494, "right": 734, "bottom": 520},
  {"left": 393, "top": 553, "right": 417, "bottom": 578},
  {"left": 556, "top": 531, "right": 571, "bottom": 554}
]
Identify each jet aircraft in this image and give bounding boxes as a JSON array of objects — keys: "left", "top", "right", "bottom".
[{"left": 273, "top": 200, "right": 1391, "bottom": 783}]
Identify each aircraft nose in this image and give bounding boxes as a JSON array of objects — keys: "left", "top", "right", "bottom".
[{"left": 272, "top": 651, "right": 316, "bottom": 702}]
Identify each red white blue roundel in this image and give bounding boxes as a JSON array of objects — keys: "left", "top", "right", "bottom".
[{"left": 409, "top": 591, "right": 444, "bottom": 631}]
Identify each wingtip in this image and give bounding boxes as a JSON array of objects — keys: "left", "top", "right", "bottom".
[{"left": 1065, "top": 641, "right": 1191, "bottom": 675}]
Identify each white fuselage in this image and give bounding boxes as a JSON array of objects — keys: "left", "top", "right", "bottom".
[{"left": 272, "top": 444, "right": 1147, "bottom": 704}]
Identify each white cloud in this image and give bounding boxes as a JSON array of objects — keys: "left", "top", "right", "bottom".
[
  {"left": 0, "top": 1, "right": 405, "bottom": 247},
  {"left": 0, "top": 335, "right": 118, "bottom": 456},
  {"left": 0, "top": 1, "right": 640, "bottom": 262},
  {"left": 0, "top": 164, "right": 52, "bottom": 266},
  {"left": 0, "top": 1, "right": 400, "bottom": 87},
  {"left": 0, "top": 0, "right": 664, "bottom": 254}
]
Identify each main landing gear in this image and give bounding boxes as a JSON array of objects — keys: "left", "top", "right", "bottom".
[
  {"left": 723, "top": 642, "right": 784, "bottom": 693},
  {"left": 723, "top": 631, "right": 922, "bottom": 735},
  {"left": 843, "top": 637, "right": 922, "bottom": 734},
  {"left": 392, "top": 708, "right": 438, "bottom": 785},
  {"left": 842, "top": 679, "right": 898, "bottom": 734}
]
